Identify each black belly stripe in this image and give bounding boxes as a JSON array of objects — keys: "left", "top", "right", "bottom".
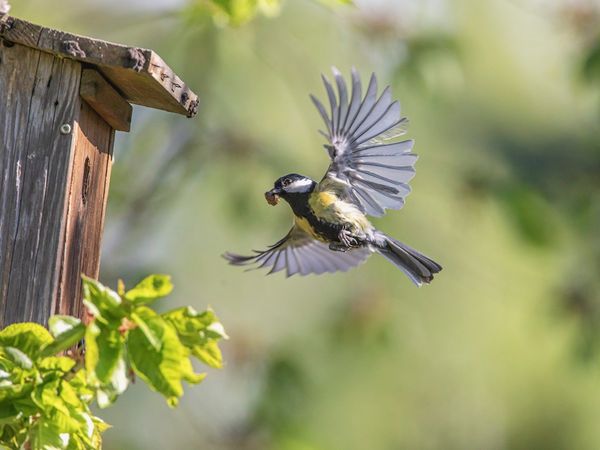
[
  {"left": 305, "top": 208, "right": 342, "bottom": 241},
  {"left": 285, "top": 193, "right": 342, "bottom": 242}
]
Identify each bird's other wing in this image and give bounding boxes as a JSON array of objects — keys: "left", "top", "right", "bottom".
[
  {"left": 310, "top": 67, "right": 417, "bottom": 217},
  {"left": 223, "top": 226, "right": 371, "bottom": 277}
]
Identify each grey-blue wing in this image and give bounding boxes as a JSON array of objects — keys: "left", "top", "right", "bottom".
[
  {"left": 224, "top": 227, "right": 371, "bottom": 277},
  {"left": 311, "top": 68, "right": 417, "bottom": 217}
]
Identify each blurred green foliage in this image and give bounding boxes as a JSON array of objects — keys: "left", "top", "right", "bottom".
[{"left": 186, "top": 0, "right": 351, "bottom": 26}]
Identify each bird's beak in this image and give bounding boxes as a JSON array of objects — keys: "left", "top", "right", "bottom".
[{"left": 265, "top": 188, "right": 281, "bottom": 206}]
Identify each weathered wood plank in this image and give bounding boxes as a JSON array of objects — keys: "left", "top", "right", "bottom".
[
  {"left": 0, "top": 42, "right": 42, "bottom": 322},
  {"left": 80, "top": 69, "right": 132, "bottom": 132},
  {"left": 0, "top": 42, "right": 82, "bottom": 325},
  {"left": 57, "top": 102, "right": 113, "bottom": 318},
  {"left": 0, "top": 15, "right": 199, "bottom": 117}
]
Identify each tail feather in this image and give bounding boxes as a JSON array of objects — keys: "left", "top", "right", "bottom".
[{"left": 374, "top": 232, "right": 442, "bottom": 286}]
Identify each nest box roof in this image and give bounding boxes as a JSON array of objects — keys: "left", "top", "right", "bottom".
[{"left": 0, "top": 15, "right": 198, "bottom": 117}]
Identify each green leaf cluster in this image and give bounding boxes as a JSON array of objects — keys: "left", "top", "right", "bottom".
[{"left": 0, "top": 275, "right": 226, "bottom": 449}]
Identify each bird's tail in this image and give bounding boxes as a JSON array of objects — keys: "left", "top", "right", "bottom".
[{"left": 373, "top": 231, "right": 442, "bottom": 286}]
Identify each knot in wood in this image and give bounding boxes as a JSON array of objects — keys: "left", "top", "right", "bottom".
[
  {"left": 180, "top": 91, "right": 189, "bottom": 105},
  {"left": 62, "top": 40, "right": 86, "bottom": 58},
  {"left": 127, "top": 47, "right": 146, "bottom": 72},
  {"left": 187, "top": 99, "right": 199, "bottom": 118},
  {"left": 0, "top": 15, "right": 14, "bottom": 34}
]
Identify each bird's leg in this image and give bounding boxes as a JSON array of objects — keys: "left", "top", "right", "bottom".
[{"left": 329, "top": 225, "right": 360, "bottom": 252}]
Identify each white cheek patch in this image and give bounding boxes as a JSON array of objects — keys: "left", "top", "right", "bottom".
[{"left": 285, "top": 178, "right": 313, "bottom": 193}]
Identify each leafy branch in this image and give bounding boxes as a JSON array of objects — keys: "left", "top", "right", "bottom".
[{"left": 0, "top": 275, "right": 227, "bottom": 450}]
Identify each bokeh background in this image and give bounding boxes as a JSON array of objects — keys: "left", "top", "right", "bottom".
[{"left": 10, "top": 0, "right": 600, "bottom": 448}]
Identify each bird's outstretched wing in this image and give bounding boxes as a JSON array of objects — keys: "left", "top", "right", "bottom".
[
  {"left": 224, "top": 226, "right": 370, "bottom": 277},
  {"left": 311, "top": 68, "right": 417, "bottom": 217}
]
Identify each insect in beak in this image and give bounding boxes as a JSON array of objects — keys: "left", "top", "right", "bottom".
[{"left": 265, "top": 188, "right": 280, "bottom": 206}]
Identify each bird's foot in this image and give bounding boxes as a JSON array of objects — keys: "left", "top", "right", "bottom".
[{"left": 330, "top": 228, "right": 360, "bottom": 252}]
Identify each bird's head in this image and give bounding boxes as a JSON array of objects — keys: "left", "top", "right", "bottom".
[{"left": 265, "top": 174, "right": 317, "bottom": 206}]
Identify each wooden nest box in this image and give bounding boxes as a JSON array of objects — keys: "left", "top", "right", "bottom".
[{"left": 0, "top": 15, "right": 199, "bottom": 326}]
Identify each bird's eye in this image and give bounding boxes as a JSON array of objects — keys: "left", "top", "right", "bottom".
[{"left": 282, "top": 179, "right": 292, "bottom": 187}]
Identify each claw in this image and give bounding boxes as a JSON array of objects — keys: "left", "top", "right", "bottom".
[{"left": 338, "top": 227, "right": 360, "bottom": 249}]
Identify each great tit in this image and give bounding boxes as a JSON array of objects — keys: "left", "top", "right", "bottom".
[{"left": 224, "top": 68, "right": 441, "bottom": 286}]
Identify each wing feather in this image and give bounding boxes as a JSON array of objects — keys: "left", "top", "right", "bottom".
[
  {"left": 333, "top": 67, "right": 349, "bottom": 136},
  {"left": 311, "top": 68, "right": 418, "bottom": 217},
  {"left": 347, "top": 73, "right": 378, "bottom": 138},
  {"left": 322, "top": 75, "right": 339, "bottom": 137},
  {"left": 224, "top": 227, "right": 371, "bottom": 277}
]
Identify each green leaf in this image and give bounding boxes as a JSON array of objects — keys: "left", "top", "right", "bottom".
[
  {"left": 192, "top": 341, "right": 223, "bottom": 369},
  {"left": 67, "top": 371, "right": 94, "bottom": 404},
  {"left": 31, "top": 380, "right": 70, "bottom": 417},
  {"left": 124, "top": 274, "right": 173, "bottom": 305},
  {"left": 128, "top": 307, "right": 204, "bottom": 407},
  {"left": 94, "top": 356, "right": 128, "bottom": 409},
  {"left": 162, "top": 307, "right": 228, "bottom": 369},
  {"left": 38, "top": 357, "right": 76, "bottom": 374},
  {"left": 84, "top": 321, "right": 125, "bottom": 386},
  {"left": 81, "top": 276, "right": 124, "bottom": 322},
  {"left": 41, "top": 317, "right": 85, "bottom": 358},
  {"left": 28, "top": 416, "right": 70, "bottom": 450},
  {"left": 0, "top": 323, "right": 53, "bottom": 359},
  {"left": 0, "top": 378, "right": 35, "bottom": 408},
  {"left": 58, "top": 381, "right": 81, "bottom": 410},
  {"left": 3, "top": 347, "right": 32, "bottom": 370},
  {"left": 0, "top": 402, "right": 20, "bottom": 425},
  {"left": 130, "top": 311, "right": 161, "bottom": 351},
  {"left": 47, "top": 316, "right": 81, "bottom": 339},
  {"left": 82, "top": 318, "right": 128, "bottom": 409}
]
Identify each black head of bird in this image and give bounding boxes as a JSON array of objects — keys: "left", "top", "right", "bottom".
[
  {"left": 225, "top": 67, "right": 442, "bottom": 286},
  {"left": 265, "top": 174, "right": 317, "bottom": 206}
]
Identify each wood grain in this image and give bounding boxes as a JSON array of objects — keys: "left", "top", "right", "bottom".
[
  {"left": 57, "top": 101, "right": 113, "bottom": 319},
  {"left": 80, "top": 69, "right": 131, "bottom": 132},
  {"left": 0, "top": 42, "right": 115, "bottom": 326},
  {"left": 0, "top": 42, "right": 81, "bottom": 325},
  {"left": 0, "top": 15, "right": 199, "bottom": 117}
]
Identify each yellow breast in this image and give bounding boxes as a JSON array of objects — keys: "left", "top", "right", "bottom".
[
  {"left": 311, "top": 191, "right": 337, "bottom": 209},
  {"left": 308, "top": 189, "right": 372, "bottom": 233}
]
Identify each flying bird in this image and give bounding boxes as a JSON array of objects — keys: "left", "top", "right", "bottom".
[{"left": 224, "top": 68, "right": 441, "bottom": 286}]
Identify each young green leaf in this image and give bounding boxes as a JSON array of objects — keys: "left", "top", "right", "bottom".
[
  {"left": 124, "top": 274, "right": 173, "bottom": 305},
  {"left": 28, "top": 417, "right": 70, "bottom": 450},
  {"left": 94, "top": 356, "right": 128, "bottom": 409},
  {"left": 31, "top": 380, "right": 69, "bottom": 417},
  {"left": 0, "top": 401, "right": 20, "bottom": 425},
  {"left": 162, "top": 307, "right": 228, "bottom": 369},
  {"left": 127, "top": 307, "right": 204, "bottom": 407},
  {"left": 0, "top": 323, "right": 53, "bottom": 359},
  {"left": 82, "top": 276, "right": 124, "bottom": 322},
  {"left": 38, "top": 357, "right": 76, "bottom": 374},
  {"left": 130, "top": 310, "right": 161, "bottom": 351},
  {"left": 41, "top": 316, "right": 85, "bottom": 358},
  {"left": 3, "top": 347, "right": 33, "bottom": 370},
  {"left": 84, "top": 321, "right": 125, "bottom": 387}
]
